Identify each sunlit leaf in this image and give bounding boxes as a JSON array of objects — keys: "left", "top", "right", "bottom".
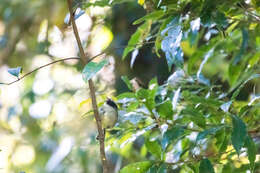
[
  {"left": 197, "top": 48, "right": 214, "bottom": 80},
  {"left": 172, "top": 87, "right": 181, "bottom": 109},
  {"left": 120, "top": 161, "right": 152, "bottom": 173},
  {"left": 156, "top": 100, "right": 173, "bottom": 119},
  {"left": 199, "top": 158, "right": 215, "bottom": 173},
  {"left": 189, "top": 18, "right": 201, "bottom": 45},
  {"left": 121, "top": 76, "right": 133, "bottom": 91},
  {"left": 79, "top": 98, "right": 91, "bottom": 108},
  {"left": 82, "top": 60, "right": 108, "bottom": 82},
  {"left": 161, "top": 126, "right": 185, "bottom": 151},
  {"left": 133, "top": 10, "right": 164, "bottom": 25},
  {"left": 8, "top": 67, "right": 22, "bottom": 78},
  {"left": 161, "top": 16, "right": 184, "bottom": 70},
  {"left": 130, "top": 49, "right": 139, "bottom": 68},
  {"left": 138, "top": 0, "right": 145, "bottom": 5},
  {"left": 220, "top": 101, "right": 232, "bottom": 113},
  {"left": 123, "top": 21, "right": 152, "bottom": 59},
  {"left": 231, "top": 115, "right": 247, "bottom": 155},
  {"left": 145, "top": 139, "right": 162, "bottom": 159},
  {"left": 117, "top": 92, "right": 136, "bottom": 99}
]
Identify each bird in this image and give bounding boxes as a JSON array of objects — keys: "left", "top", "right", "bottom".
[
  {"left": 99, "top": 98, "right": 118, "bottom": 129},
  {"left": 97, "top": 98, "right": 118, "bottom": 140}
]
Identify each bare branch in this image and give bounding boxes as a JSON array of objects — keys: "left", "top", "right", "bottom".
[
  {"left": 67, "top": 0, "right": 109, "bottom": 172},
  {"left": 0, "top": 57, "right": 80, "bottom": 85}
]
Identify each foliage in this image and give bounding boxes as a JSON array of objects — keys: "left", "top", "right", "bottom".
[
  {"left": 79, "top": 0, "right": 260, "bottom": 172},
  {"left": 0, "top": 0, "right": 260, "bottom": 173}
]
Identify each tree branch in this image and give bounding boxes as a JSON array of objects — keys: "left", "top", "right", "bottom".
[
  {"left": 67, "top": 0, "right": 109, "bottom": 172},
  {"left": 0, "top": 57, "right": 80, "bottom": 85}
]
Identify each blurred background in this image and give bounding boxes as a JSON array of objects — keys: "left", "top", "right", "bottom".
[{"left": 0, "top": 0, "right": 259, "bottom": 173}]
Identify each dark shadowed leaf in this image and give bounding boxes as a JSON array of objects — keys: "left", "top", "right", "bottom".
[
  {"left": 157, "top": 163, "right": 167, "bottom": 173},
  {"left": 147, "top": 165, "right": 159, "bottom": 173},
  {"left": 82, "top": 60, "right": 108, "bottom": 82},
  {"left": 231, "top": 74, "right": 260, "bottom": 100},
  {"left": 120, "top": 161, "right": 152, "bottom": 173},
  {"left": 199, "top": 159, "right": 215, "bottom": 173},
  {"left": 228, "top": 29, "right": 249, "bottom": 86},
  {"left": 231, "top": 115, "right": 247, "bottom": 155},
  {"left": 196, "top": 126, "right": 223, "bottom": 142},
  {"left": 245, "top": 135, "right": 256, "bottom": 172},
  {"left": 8, "top": 67, "right": 22, "bottom": 78},
  {"left": 121, "top": 76, "right": 133, "bottom": 91}
]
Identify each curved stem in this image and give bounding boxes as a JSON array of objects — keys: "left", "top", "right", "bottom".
[{"left": 1, "top": 57, "right": 80, "bottom": 85}]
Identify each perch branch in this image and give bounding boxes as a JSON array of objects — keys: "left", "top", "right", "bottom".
[{"left": 67, "top": 0, "right": 109, "bottom": 172}]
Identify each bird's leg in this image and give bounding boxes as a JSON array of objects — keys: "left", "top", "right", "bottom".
[
  {"left": 103, "top": 128, "right": 106, "bottom": 138},
  {"left": 96, "top": 128, "right": 106, "bottom": 140}
]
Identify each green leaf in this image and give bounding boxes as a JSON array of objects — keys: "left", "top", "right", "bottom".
[
  {"left": 231, "top": 74, "right": 260, "bottom": 100},
  {"left": 8, "top": 67, "right": 22, "bottom": 78},
  {"left": 161, "top": 126, "right": 185, "bottom": 151},
  {"left": 145, "top": 139, "right": 162, "bottom": 159},
  {"left": 231, "top": 115, "right": 247, "bottom": 155},
  {"left": 136, "top": 79, "right": 158, "bottom": 112},
  {"left": 157, "top": 163, "right": 167, "bottom": 173},
  {"left": 133, "top": 10, "right": 164, "bottom": 25},
  {"left": 245, "top": 135, "right": 256, "bottom": 172},
  {"left": 228, "top": 29, "right": 249, "bottom": 86},
  {"left": 199, "top": 158, "right": 215, "bottom": 173},
  {"left": 156, "top": 100, "right": 173, "bottom": 119},
  {"left": 117, "top": 92, "right": 136, "bottom": 99},
  {"left": 147, "top": 165, "right": 159, "bottom": 173},
  {"left": 121, "top": 76, "right": 133, "bottom": 91},
  {"left": 196, "top": 126, "right": 223, "bottom": 142},
  {"left": 82, "top": 60, "right": 108, "bottom": 82},
  {"left": 155, "top": 17, "right": 173, "bottom": 57},
  {"left": 123, "top": 21, "right": 152, "bottom": 59},
  {"left": 120, "top": 161, "right": 152, "bottom": 173},
  {"left": 161, "top": 16, "right": 184, "bottom": 70},
  {"left": 127, "top": 102, "right": 139, "bottom": 112},
  {"left": 181, "top": 108, "right": 206, "bottom": 128}
]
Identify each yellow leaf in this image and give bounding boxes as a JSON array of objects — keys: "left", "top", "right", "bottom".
[
  {"left": 138, "top": 0, "right": 145, "bottom": 5},
  {"left": 79, "top": 98, "right": 91, "bottom": 109}
]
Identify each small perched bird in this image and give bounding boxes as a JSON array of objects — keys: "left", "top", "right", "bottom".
[
  {"left": 99, "top": 98, "right": 118, "bottom": 129},
  {"left": 97, "top": 98, "right": 118, "bottom": 140}
]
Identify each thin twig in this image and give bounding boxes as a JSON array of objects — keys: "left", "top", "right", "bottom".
[
  {"left": 67, "top": 0, "right": 109, "bottom": 172},
  {"left": 238, "top": 3, "right": 260, "bottom": 23},
  {"left": 0, "top": 40, "right": 156, "bottom": 86},
  {"left": 1, "top": 57, "right": 80, "bottom": 85}
]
